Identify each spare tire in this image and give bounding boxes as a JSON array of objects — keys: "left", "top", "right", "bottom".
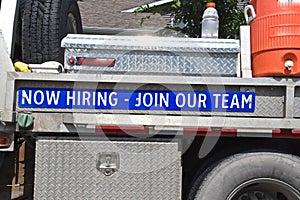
[{"left": 22, "top": 0, "right": 82, "bottom": 64}]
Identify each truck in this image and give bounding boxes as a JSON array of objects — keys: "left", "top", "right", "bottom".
[{"left": 1, "top": 0, "right": 300, "bottom": 199}]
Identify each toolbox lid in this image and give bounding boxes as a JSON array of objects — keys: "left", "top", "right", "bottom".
[{"left": 61, "top": 34, "right": 240, "bottom": 53}]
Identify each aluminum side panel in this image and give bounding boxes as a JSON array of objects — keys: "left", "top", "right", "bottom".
[{"left": 16, "top": 81, "right": 284, "bottom": 117}]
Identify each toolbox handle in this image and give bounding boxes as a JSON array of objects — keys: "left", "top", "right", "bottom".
[{"left": 244, "top": 5, "right": 256, "bottom": 24}]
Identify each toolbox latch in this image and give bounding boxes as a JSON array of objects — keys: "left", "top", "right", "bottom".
[{"left": 96, "top": 153, "right": 120, "bottom": 176}]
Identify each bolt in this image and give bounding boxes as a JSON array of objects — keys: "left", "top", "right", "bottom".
[
  {"left": 241, "top": 195, "right": 249, "bottom": 200},
  {"left": 284, "top": 60, "right": 294, "bottom": 71},
  {"left": 105, "top": 169, "right": 112, "bottom": 176},
  {"left": 68, "top": 57, "right": 76, "bottom": 65},
  {"left": 255, "top": 192, "right": 264, "bottom": 199},
  {"left": 17, "top": 113, "right": 33, "bottom": 128}
]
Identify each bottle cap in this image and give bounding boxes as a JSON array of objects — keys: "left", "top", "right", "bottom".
[{"left": 206, "top": 2, "right": 215, "bottom": 8}]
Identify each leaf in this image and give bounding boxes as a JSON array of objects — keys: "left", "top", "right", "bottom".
[{"left": 174, "top": 0, "right": 181, "bottom": 8}]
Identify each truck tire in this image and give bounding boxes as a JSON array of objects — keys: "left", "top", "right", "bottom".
[
  {"left": 0, "top": 153, "right": 3, "bottom": 169},
  {"left": 22, "top": 0, "right": 82, "bottom": 64},
  {"left": 188, "top": 152, "right": 300, "bottom": 200}
]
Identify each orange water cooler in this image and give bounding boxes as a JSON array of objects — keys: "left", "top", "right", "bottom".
[{"left": 245, "top": 0, "right": 300, "bottom": 77}]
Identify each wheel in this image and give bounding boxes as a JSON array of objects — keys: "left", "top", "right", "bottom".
[
  {"left": 21, "top": 0, "right": 82, "bottom": 64},
  {"left": 0, "top": 152, "right": 3, "bottom": 169},
  {"left": 188, "top": 152, "right": 300, "bottom": 200}
]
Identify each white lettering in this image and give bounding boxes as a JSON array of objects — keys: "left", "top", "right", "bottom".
[
  {"left": 154, "top": 93, "right": 158, "bottom": 107},
  {"left": 242, "top": 94, "right": 252, "bottom": 109},
  {"left": 92, "top": 91, "right": 96, "bottom": 106},
  {"left": 160, "top": 93, "right": 169, "bottom": 107},
  {"left": 46, "top": 91, "right": 60, "bottom": 105},
  {"left": 176, "top": 93, "right": 185, "bottom": 108},
  {"left": 187, "top": 93, "right": 197, "bottom": 108},
  {"left": 33, "top": 90, "right": 44, "bottom": 105},
  {"left": 82, "top": 91, "right": 91, "bottom": 106},
  {"left": 230, "top": 94, "right": 240, "bottom": 109},
  {"left": 213, "top": 94, "right": 221, "bottom": 108},
  {"left": 198, "top": 94, "right": 207, "bottom": 108},
  {"left": 20, "top": 89, "right": 254, "bottom": 111},
  {"left": 98, "top": 92, "right": 107, "bottom": 106},
  {"left": 67, "top": 91, "right": 75, "bottom": 106},
  {"left": 143, "top": 93, "right": 153, "bottom": 107},
  {"left": 135, "top": 93, "right": 142, "bottom": 107},
  {"left": 22, "top": 90, "right": 32, "bottom": 105},
  {"left": 135, "top": 92, "right": 169, "bottom": 108},
  {"left": 109, "top": 92, "right": 118, "bottom": 106},
  {"left": 222, "top": 94, "right": 229, "bottom": 109},
  {"left": 77, "top": 91, "right": 81, "bottom": 106}
]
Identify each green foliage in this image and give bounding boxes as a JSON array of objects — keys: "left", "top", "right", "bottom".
[
  {"left": 135, "top": 0, "right": 246, "bottom": 39},
  {"left": 134, "top": 0, "right": 180, "bottom": 26}
]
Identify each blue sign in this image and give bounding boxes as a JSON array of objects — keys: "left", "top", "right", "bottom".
[{"left": 18, "top": 88, "right": 255, "bottom": 112}]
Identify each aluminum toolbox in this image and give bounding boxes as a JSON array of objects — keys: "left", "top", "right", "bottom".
[
  {"left": 62, "top": 34, "right": 240, "bottom": 76},
  {"left": 34, "top": 139, "right": 181, "bottom": 200}
]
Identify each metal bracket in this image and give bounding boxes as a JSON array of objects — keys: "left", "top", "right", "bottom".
[
  {"left": 96, "top": 152, "right": 120, "bottom": 176},
  {"left": 240, "top": 26, "right": 252, "bottom": 78},
  {"left": 240, "top": 87, "right": 255, "bottom": 93}
]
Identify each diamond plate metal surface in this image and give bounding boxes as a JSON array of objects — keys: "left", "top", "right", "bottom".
[
  {"left": 295, "top": 98, "right": 300, "bottom": 117},
  {"left": 294, "top": 87, "right": 300, "bottom": 117},
  {"left": 34, "top": 140, "right": 181, "bottom": 200},
  {"left": 62, "top": 34, "right": 239, "bottom": 75}
]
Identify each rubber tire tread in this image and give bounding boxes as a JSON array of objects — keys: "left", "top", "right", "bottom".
[
  {"left": 188, "top": 152, "right": 300, "bottom": 200},
  {"left": 0, "top": 153, "right": 3, "bottom": 169},
  {"left": 22, "top": 0, "right": 82, "bottom": 64}
]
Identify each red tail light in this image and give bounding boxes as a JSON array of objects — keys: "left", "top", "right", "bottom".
[
  {"left": 96, "top": 126, "right": 149, "bottom": 135},
  {"left": 69, "top": 57, "right": 115, "bottom": 67},
  {"left": 0, "top": 136, "right": 12, "bottom": 148}
]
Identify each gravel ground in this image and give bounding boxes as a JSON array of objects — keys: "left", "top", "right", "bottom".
[{"left": 78, "top": 0, "right": 168, "bottom": 30}]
